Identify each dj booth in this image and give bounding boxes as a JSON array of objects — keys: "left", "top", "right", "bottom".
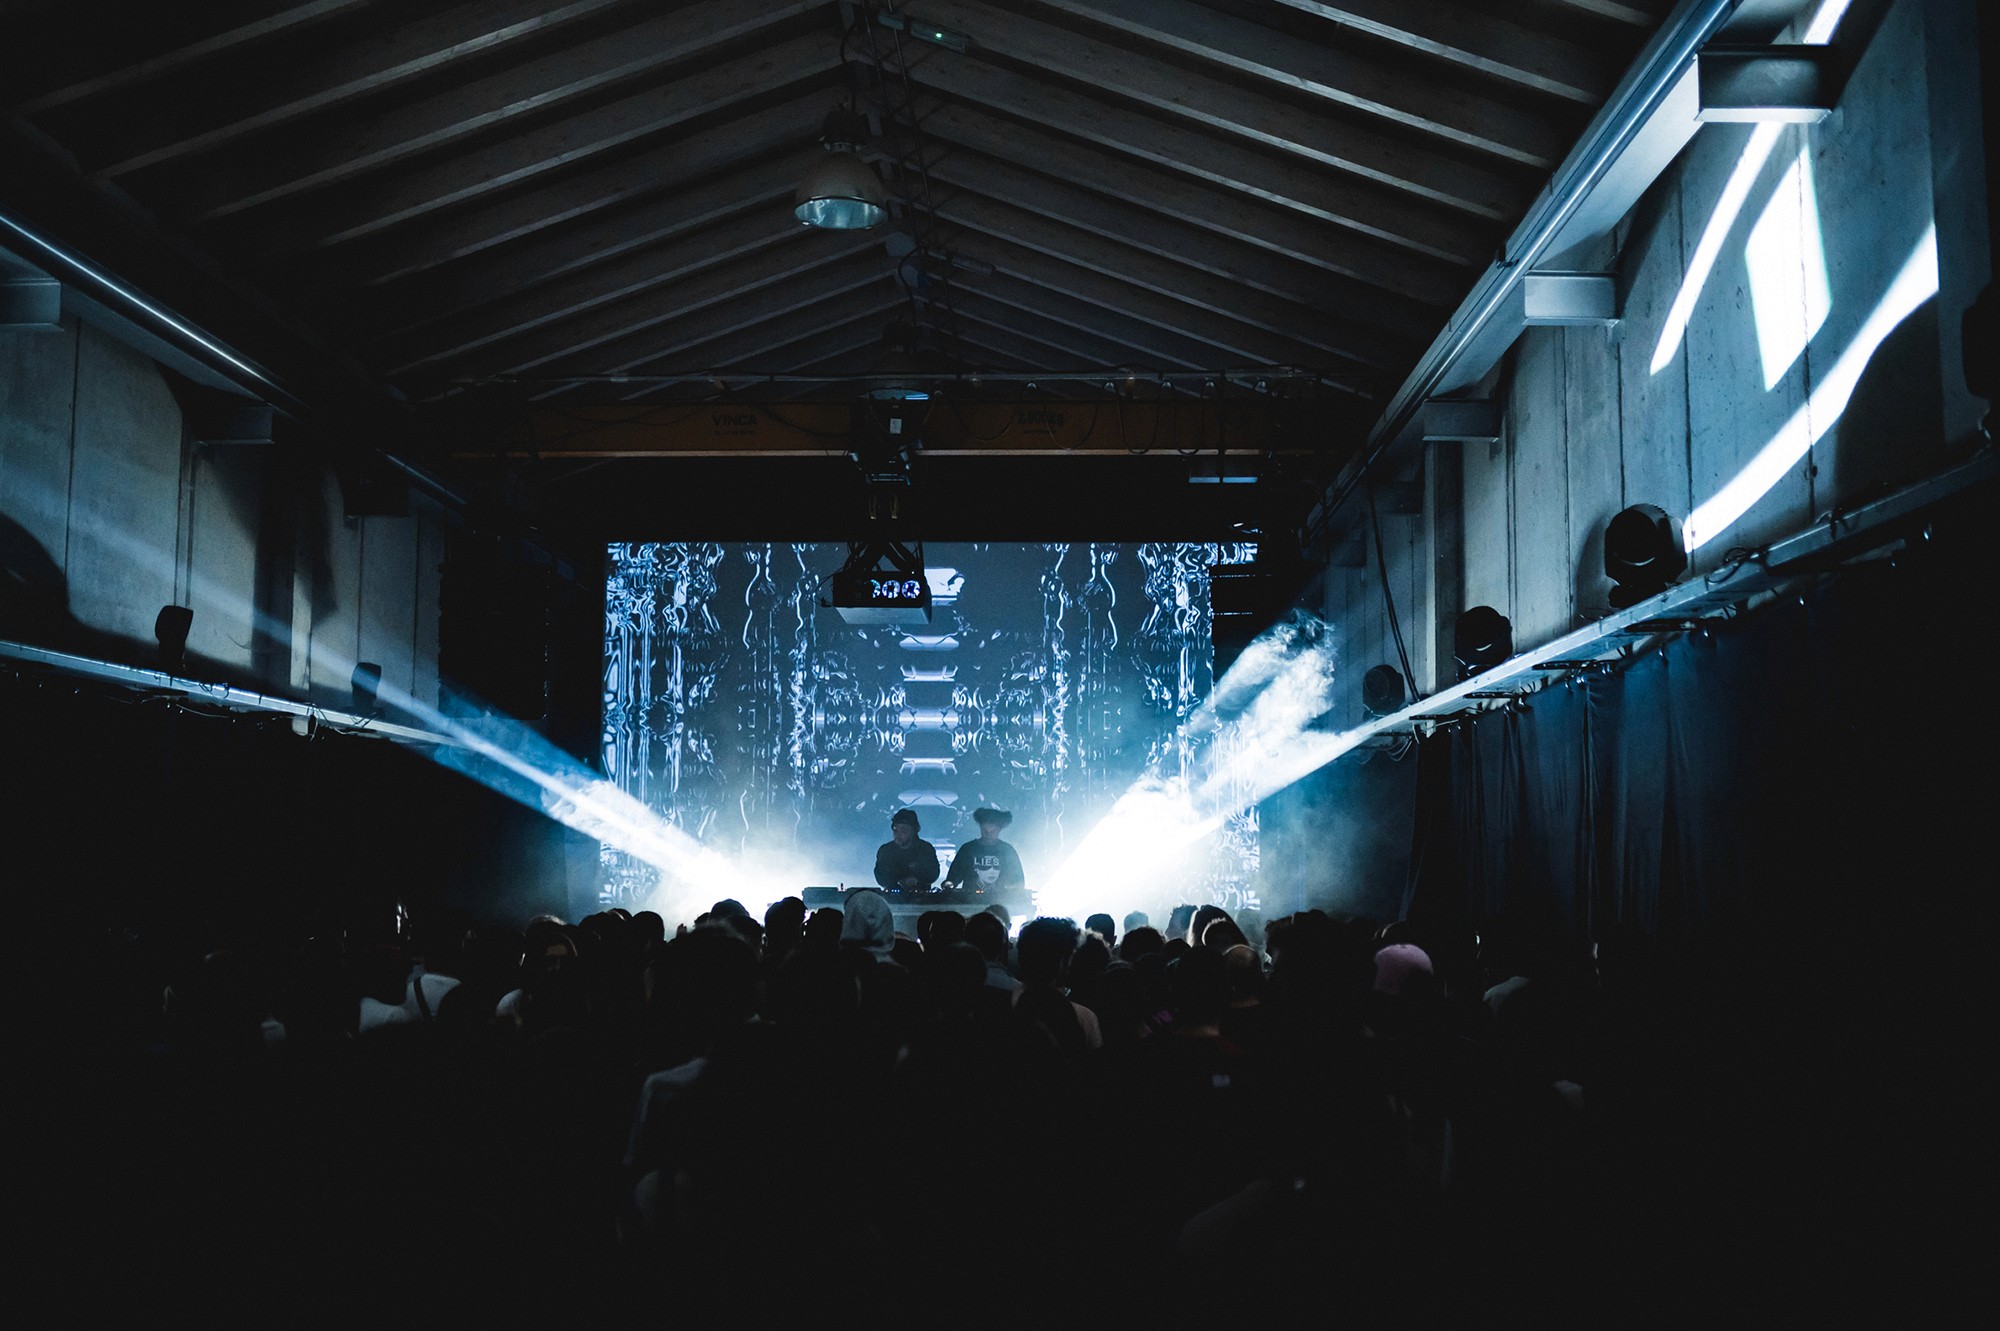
[{"left": 802, "top": 883, "right": 1032, "bottom": 933}]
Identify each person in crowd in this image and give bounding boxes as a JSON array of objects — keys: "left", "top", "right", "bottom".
[
  {"left": 837, "top": 888, "right": 897, "bottom": 963},
  {"left": 1119, "top": 926, "right": 1165, "bottom": 965},
  {"left": 963, "top": 909, "right": 1018, "bottom": 992},
  {"left": 1013, "top": 917, "right": 1102, "bottom": 1050}
]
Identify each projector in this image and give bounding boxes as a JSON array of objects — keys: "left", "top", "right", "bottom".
[{"left": 830, "top": 566, "right": 933, "bottom": 625}]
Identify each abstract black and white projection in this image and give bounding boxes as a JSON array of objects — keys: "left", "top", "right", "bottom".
[{"left": 601, "top": 543, "right": 1258, "bottom": 914}]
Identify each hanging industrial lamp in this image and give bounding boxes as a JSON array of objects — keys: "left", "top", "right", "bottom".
[{"left": 795, "top": 107, "right": 887, "bottom": 230}]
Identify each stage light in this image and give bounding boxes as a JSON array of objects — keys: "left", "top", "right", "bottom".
[
  {"left": 351, "top": 661, "right": 383, "bottom": 713},
  {"left": 1361, "top": 664, "right": 1408, "bottom": 716},
  {"left": 154, "top": 604, "right": 192, "bottom": 672},
  {"left": 1453, "top": 606, "right": 1512, "bottom": 678},
  {"left": 1603, "top": 504, "right": 1688, "bottom": 607},
  {"left": 795, "top": 108, "right": 887, "bottom": 230}
]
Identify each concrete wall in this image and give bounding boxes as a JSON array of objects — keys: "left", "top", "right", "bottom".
[
  {"left": 0, "top": 311, "right": 445, "bottom": 712},
  {"left": 1322, "top": 0, "right": 1981, "bottom": 716}
]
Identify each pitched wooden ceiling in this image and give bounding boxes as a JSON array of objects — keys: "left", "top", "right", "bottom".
[{"left": 3, "top": 0, "right": 1667, "bottom": 541}]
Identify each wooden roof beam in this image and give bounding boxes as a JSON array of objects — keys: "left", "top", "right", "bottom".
[
  {"left": 367, "top": 146, "right": 829, "bottom": 334},
  {"left": 1025, "top": 0, "right": 1564, "bottom": 165},
  {"left": 116, "top": 0, "right": 827, "bottom": 212},
  {"left": 16, "top": 0, "right": 422, "bottom": 114},
  {"left": 937, "top": 298, "right": 1191, "bottom": 374},
  {"left": 512, "top": 249, "right": 901, "bottom": 401},
  {"left": 947, "top": 271, "right": 1294, "bottom": 373},
  {"left": 404, "top": 235, "right": 888, "bottom": 398},
  {"left": 210, "top": 30, "right": 844, "bottom": 250},
  {"left": 1268, "top": 1, "right": 1612, "bottom": 103},
  {"left": 374, "top": 208, "right": 816, "bottom": 377},
  {"left": 936, "top": 235, "right": 1378, "bottom": 393},
  {"left": 903, "top": 44, "right": 1490, "bottom": 265},
  {"left": 47, "top": 0, "right": 640, "bottom": 174},
  {"left": 616, "top": 286, "right": 912, "bottom": 400},
  {"left": 929, "top": 289, "right": 1208, "bottom": 372},
  {"left": 312, "top": 93, "right": 833, "bottom": 291},
  {"left": 928, "top": 192, "right": 1413, "bottom": 368},
  {"left": 905, "top": 0, "right": 1526, "bottom": 218},
  {"left": 918, "top": 148, "right": 1440, "bottom": 341},
  {"left": 910, "top": 98, "right": 1465, "bottom": 307}
]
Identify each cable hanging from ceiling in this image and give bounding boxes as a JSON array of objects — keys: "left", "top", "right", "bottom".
[{"left": 851, "top": 1, "right": 969, "bottom": 370}]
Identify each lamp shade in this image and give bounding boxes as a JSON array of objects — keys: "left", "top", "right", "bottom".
[{"left": 795, "top": 150, "right": 887, "bottom": 229}]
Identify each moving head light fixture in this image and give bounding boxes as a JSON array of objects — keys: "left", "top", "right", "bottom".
[
  {"left": 1453, "top": 606, "right": 1513, "bottom": 679},
  {"left": 1603, "top": 503, "right": 1689, "bottom": 607},
  {"left": 1362, "top": 664, "right": 1409, "bottom": 716},
  {"left": 154, "top": 604, "right": 192, "bottom": 672}
]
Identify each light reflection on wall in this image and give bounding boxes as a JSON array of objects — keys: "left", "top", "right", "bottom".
[
  {"left": 1745, "top": 144, "right": 1831, "bottom": 390},
  {"left": 1685, "top": 224, "right": 1939, "bottom": 551},
  {"left": 1648, "top": 0, "right": 1854, "bottom": 380}
]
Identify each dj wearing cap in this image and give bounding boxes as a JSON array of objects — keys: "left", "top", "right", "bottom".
[
  {"left": 874, "top": 808, "right": 941, "bottom": 892},
  {"left": 943, "top": 807, "right": 1026, "bottom": 897}
]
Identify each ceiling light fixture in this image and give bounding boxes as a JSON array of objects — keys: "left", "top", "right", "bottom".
[{"left": 795, "top": 107, "right": 887, "bottom": 230}]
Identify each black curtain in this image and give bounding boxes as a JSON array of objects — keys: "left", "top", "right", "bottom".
[
  {"left": 1397, "top": 481, "right": 1997, "bottom": 1317},
  {"left": 1406, "top": 482, "right": 1997, "bottom": 952}
]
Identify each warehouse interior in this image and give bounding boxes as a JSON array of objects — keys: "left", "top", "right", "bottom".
[{"left": 3, "top": 0, "right": 1992, "bottom": 1319}]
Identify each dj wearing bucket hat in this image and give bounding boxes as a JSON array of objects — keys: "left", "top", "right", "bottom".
[{"left": 943, "top": 807, "right": 1025, "bottom": 896}]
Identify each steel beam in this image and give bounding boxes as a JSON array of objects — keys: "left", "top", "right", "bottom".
[
  {"left": 1696, "top": 44, "right": 1838, "bottom": 122},
  {"left": 1521, "top": 273, "right": 1620, "bottom": 325},
  {"left": 1307, "top": 0, "right": 1741, "bottom": 543},
  {"left": 1421, "top": 399, "right": 1502, "bottom": 444},
  {"left": 0, "top": 276, "right": 62, "bottom": 328},
  {"left": 1430, "top": 271, "right": 1616, "bottom": 396},
  {"left": 488, "top": 400, "right": 1293, "bottom": 458}
]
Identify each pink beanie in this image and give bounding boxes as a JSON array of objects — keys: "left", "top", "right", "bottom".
[{"left": 1372, "top": 943, "right": 1434, "bottom": 996}]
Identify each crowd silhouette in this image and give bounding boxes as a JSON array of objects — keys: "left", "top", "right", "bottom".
[{"left": 42, "top": 887, "right": 1848, "bottom": 1323}]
